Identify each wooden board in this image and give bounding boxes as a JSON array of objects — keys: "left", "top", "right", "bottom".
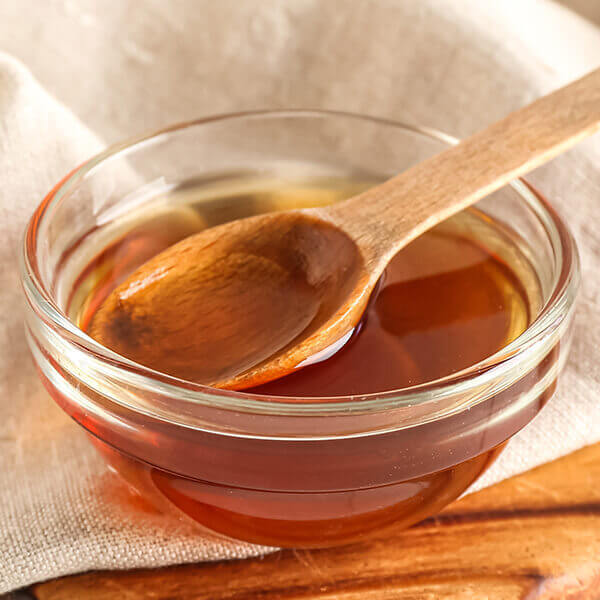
[{"left": 32, "top": 444, "right": 600, "bottom": 600}]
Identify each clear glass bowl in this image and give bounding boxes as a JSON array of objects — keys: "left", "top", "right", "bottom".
[{"left": 21, "top": 111, "right": 579, "bottom": 548}]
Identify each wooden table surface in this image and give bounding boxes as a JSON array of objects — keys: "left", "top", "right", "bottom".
[{"left": 26, "top": 443, "right": 600, "bottom": 600}]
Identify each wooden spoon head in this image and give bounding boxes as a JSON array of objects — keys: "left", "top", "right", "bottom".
[{"left": 88, "top": 211, "right": 370, "bottom": 389}]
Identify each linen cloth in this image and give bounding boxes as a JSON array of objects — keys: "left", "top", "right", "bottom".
[{"left": 1, "top": 0, "right": 599, "bottom": 592}]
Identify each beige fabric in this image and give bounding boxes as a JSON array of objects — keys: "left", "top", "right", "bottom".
[{"left": 1, "top": 0, "right": 599, "bottom": 592}]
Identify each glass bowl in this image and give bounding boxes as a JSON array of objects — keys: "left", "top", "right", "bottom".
[{"left": 21, "top": 111, "right": 579, "bottom": 548}]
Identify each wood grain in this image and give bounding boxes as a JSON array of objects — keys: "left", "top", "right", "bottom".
[{"left": 32, "top": 443, "right": 600, "bottom": 600}]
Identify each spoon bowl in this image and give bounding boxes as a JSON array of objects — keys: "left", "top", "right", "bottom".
[{"left": 89, "top": 211, "right": 365, "bottom": 387}]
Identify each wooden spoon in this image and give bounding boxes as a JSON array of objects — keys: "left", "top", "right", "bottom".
[{"left": 89, "top": 69, "right": 600, "bottom": 390}]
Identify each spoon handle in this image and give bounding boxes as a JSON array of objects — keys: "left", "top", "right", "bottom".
[{"left": 325, "top": 68, "right": 600, "bottom": 268}]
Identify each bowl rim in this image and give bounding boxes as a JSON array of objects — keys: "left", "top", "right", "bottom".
[{"left": 20, "top": 109, "right": 580, "bottom": 419}]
